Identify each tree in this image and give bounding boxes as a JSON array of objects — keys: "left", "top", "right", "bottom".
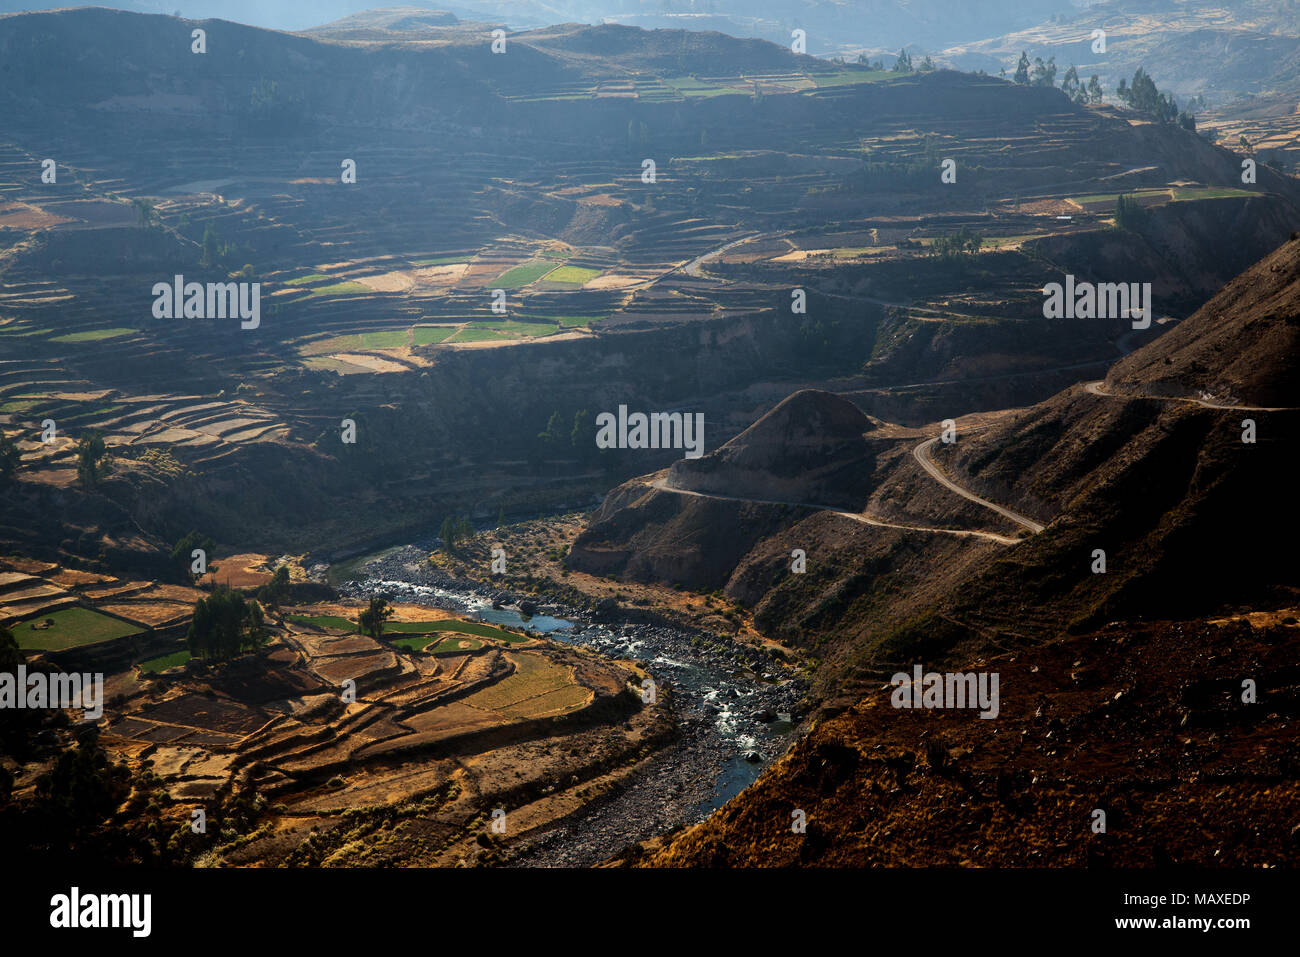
[
  {"left": 1087, "top": 74, "right": 1103, "bottom": 104},
  {"left": 1061, "top": 65, "right": 1081, "bottom": 102},
  {"left": 1115, "top": 193, "right": 1144, "bottom": 230},
  {"left": 131, "top": 197, "right": 158, "bottom": 227},
  {"left": 893, "top": 49, "right": 913, "bottom": 73},
  {"left": 927, "top": 226, "right": 984, "bottom": 261},
  {"left": 76, "top": 432, "right": 106, "bottom": 488},
  {"left": 919, "top": 55, "right": 935, "bottom": 72},
  {"left": 456, "top": 515, "right": 474, "bottom": 541},
  {"left": 571, "top": 408, "right": 593, "bottom": 460},
  {"left": 0, "top": 430, "right": 20, "bottom": 491},
  {"left": 1030, "top": 56, "right": 1057, "bottom": 88},
  {"left": 537, "top": 410, "right": 566, "bottom": 452},
  {"left": 496, "top": 506, "right": 506, "bottom": 528},
  {"left": 200, "top": 222, "right": 220, "bottom": 268},
  {"left": 256, "top": 565, "right": 290, "bottom": 607},
  {"left": 358, "top": 596, "right": 392, "bottom": 640},
  {"left": 439, "top": 515, "right": 458, "bottom": 549},
  {"left": 170, "top": 530, "right": 215, "bottom": 582},
  {"left": 0, "top": 624, "right": 36, "bottom": 758},
  {"left": 1117, "top": 67, "right": 1195, "bottom": 128},
  {"left": 186, "top": 587, "right": 264, "bottom": 661},
  {"left": 34, "top": 730, "right": 130, "bottom": 833},
  {"left": 1013, "top": 51, "right": 1030, "bottom": 85}
]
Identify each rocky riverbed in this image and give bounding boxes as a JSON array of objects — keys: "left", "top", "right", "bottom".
[{"left": 335, "top": 543, "right": 806, "bottom": 866}]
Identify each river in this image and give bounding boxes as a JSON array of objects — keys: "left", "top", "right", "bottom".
[{"left": 335, "top": 543, "right": 803, "bottom": 866}]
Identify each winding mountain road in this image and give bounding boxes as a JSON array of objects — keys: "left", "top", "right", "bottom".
[
  {"left": 646, "top": 475, "right": 1022, "bottom": 545},
  {"left": 1083, "top": 380, "right": 1295, "bottom": 413},
  {"left": 911, "top": 436, "right": 1044, "bottom": 534},
  {"left": 635, "top": 238, "right": 1295, "bottom": 545}
]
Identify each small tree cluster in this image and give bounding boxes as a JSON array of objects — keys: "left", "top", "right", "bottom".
[
  {"left": 1116, "top": 68, "right": 1195, "bottom": 129},
  {"left": 1061, "top": 66, "right": 1104, "bottom": 105},
  {"left": 928, "top": 227, "right": 985, "bottom": 260},
  {"left": 534, "top": 408, "right": 603, "bottom": 467},
  {"left": 0, "top": 431, "right": 20, "bottom": 491},
  {"left": 439, "top": 514, "right": 475, "bottom": 549},
  {"left": 187, "top": 587, "right": 265, "bottom": 661},
  {"left": 358, "top": 596, "right": 393, "bottom": 640},
  {"left": 170, "top": 530, "right": 215, "bottom": 582},
  {"left": 1114, "top": 193, "right": 1146, "bottom": 230},
  {"left": 76, "top": 432, "right": 106, "bottom": 488},
  {"left": 256, "top": 565, "right": 290, "bottom": 607}
]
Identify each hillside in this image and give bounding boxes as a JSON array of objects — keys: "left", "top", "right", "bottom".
[
  {"left": 625, "top": 611, "right": 1300, "bottom": 866},
  {"left": 667, "top": 390, "right": 881, "bottom": 509},
  {"left": 613, "top": 234, "right": 1300, "bottom": 868},
  {"left": 1104, "top": 234, "right": 1300, "bottom": 407},
  {"left": 570, "top": 236, "right": 1300, "bottom": 702}
]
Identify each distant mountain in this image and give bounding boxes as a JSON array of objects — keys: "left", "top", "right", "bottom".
[
  {"left": 303, "top": 6, "right": 465, "bottom": 41},
  {"left": 0, "top": 0, "right": 1083, "bottom": 53},
  {"left": 944, "top": 0, "right": 1300, "bottom": 105}
]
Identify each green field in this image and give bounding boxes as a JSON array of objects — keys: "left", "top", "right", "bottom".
[
  {"left": 493, "top": 260, "right": 557, "bottom": 288},
  {"left": 51, "top": 327, "right": 134, "bottom": 343},
  {"left": 517, "top": 313, "right": 604, "bottom": 327},
  {"left": 16, "top": 606, "right": 143, "bottom": 651},
  {"left": 544, "top": 265, "right": 602, "bottom": 285},
  {"left": 138, "top": 648, "right": 190, "bottom": 673},
  {"left": 388, "top": 634, "right": 484, "bottom": 653},
  {"left": 810, "top": 68, "right": 892, "bottom": 87},
  {"left": 356, "top": 329, "right": 409, "bottom": 348},
  {"left": 412, "top": 326, "right": 458, "bottom": 345},
  {"left": 284, "top": 273, "right": 329, "bottom": 285},
  {"left": 1069, "top": 188, "right": 1169, "bottom": 206},
  {"left": 1171, "top": 186, "right": 1255, "bottom": 201},
  {"left": 449, "top": 327, "right": 508, "bottom": 342},
  {"left": 467, "top": 320, "right": 559, "bottom": 338}
]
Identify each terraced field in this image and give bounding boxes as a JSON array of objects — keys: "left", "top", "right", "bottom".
[
  {"left": 285, "top": 611, "right": 530, "bottom": 644},
  {"left": 0, "top": 558, "right": 202, "bottom": 649},
  {"left": 69, "top": 603, "right": 653, "bottom": 865},
  {"left": 12, "top": 605, "right": 142, "bottom": 651}
]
